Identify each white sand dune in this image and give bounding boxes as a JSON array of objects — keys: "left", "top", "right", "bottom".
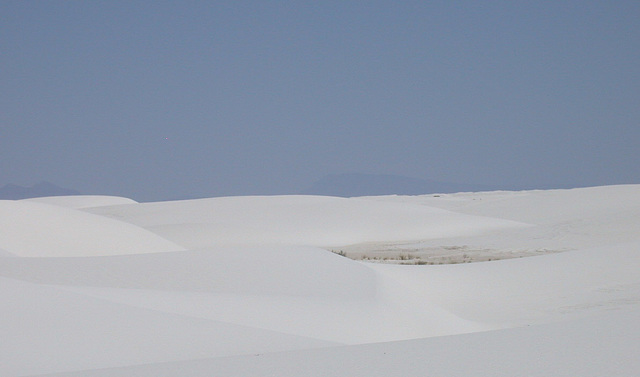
[
  {"left": 85, "top": 195, "right": 528, "bottom": 248},
  {"left": 363, "top": 184, "right": 640, "bottom": 250},
  {"left": 348, "top": 184, "right": 640, "bottom": 263},
  {"left": 1, "top": 185, "right": 639, "bottom": 376},
  {"left": 23, "top": 195, "right": 138, "bottom": 209},
  {"left": 0, "top": 276, "right": 337, "bottom": 377},
  {"left": 31, "top": 307, "right": 640, "bottom": 377},
  {"left": 0, "top": 200, "right": 184, "bottom": 257}
]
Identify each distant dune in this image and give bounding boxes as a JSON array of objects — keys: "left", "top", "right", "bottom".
[{"left": 301, "top": 173, "right": 499, "bottom": 197}]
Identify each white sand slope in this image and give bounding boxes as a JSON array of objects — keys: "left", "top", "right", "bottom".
[
  {"left": 85, "top": 195, "right": 528, "bottom": 248},
  {"left": 1, "top": 185, "right": 639, "bottom": 376},
  {"left": 362, "top": 184, "right": 640, "bottom": 251},
  {"left": 0, "top": 276, "right": 337, "bottom": 377},
  {"left": 0, "top": 200, "right": 184, "bottom": 257},
  {"left": 31, "top": 307, "right": 640, "bottom": 377}
]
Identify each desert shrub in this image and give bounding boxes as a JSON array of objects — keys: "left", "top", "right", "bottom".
[{"left": 331, "top": 250, "right": 347, "bottom": 257}]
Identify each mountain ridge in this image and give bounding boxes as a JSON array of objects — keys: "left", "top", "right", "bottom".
[{"left": 0, "top": 182, "right": 81, "bottom": 200}]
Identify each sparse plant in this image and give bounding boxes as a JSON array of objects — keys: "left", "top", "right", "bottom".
[{"left": 332, "top": 250, "right": 347, "bottom": 257}]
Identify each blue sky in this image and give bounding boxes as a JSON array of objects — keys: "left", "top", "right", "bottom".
[{"left": 2, "top": 1, "right": 639, "bottom": 201}]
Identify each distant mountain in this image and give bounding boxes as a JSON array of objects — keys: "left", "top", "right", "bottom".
[
  {"left": 0, "top": 182, "right": 81, "bottom": 200},
  {"left": 300, "top": 173, "right": 497, "bottom": 197}
]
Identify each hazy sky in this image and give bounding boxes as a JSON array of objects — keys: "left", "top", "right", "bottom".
[{"left": 2, "top": 1, "right": 639, "bottom": 201}]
